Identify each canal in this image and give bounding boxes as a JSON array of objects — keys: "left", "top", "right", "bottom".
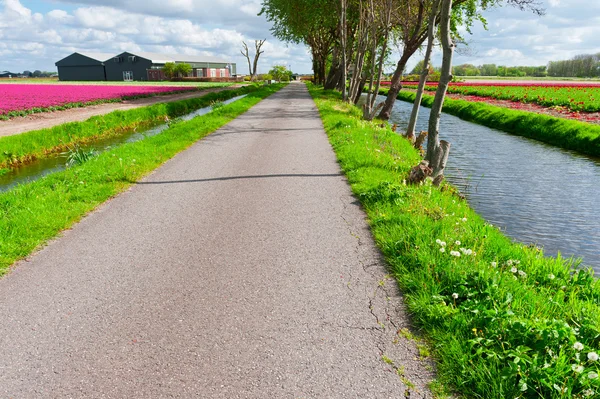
[{"left": 372, "top": 95, "right": 600, "bottom": 272}]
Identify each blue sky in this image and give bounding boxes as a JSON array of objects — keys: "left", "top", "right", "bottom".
[{"left": 1, "top": 0, "right": 598, "bottom": 75}]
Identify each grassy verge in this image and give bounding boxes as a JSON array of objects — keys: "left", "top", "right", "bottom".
[
  {"left": 309, "top": 85, "right": 600, "bottom": 399},
  {"left": 0, "top": 85, "right": 255, "bottom": 169},
  {"left": 385, "top": 89, "right": 600, "bottom": 158},
  {"left": 0, "top": 84, "right": 285, "bottom": 276}
]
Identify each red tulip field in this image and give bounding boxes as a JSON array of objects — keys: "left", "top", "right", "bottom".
[{"left": 0, "top": 84, "right": 197, "bottom": 119}]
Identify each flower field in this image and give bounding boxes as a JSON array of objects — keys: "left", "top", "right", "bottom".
[
  {"left": 0, "top": 84, "right": 197, "bottom": 119},
  {"left": 393, "top": 81, "right": 600, "bottom": 113}
]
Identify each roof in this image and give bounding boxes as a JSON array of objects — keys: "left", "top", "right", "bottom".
[
  {"left": 76, "top": 52, "right": 115, "bottom": 62},
  {"left": 129, "top": 52, "right": 231, "bottom": 65}
]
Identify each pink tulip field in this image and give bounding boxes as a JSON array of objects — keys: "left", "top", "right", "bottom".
[{"left": 0, "top": 84, "right": 197, "bottom": 118}]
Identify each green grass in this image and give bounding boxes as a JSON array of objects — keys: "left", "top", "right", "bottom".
[
  {"left": 387, "top": 89, "right": 600, "bottom": 158},
  {"left": 309, "top": 84, "right": 600, "bottom": 399},
  {"left": 0, "top": 85, "right": 258, "bottom": 169},
  {"left": 0, "top": 84, "right": 285, "bottom": 276}
]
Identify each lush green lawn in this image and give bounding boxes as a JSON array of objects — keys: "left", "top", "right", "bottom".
[
  {"left": 309, "top": 85, "right": 600, "bottom": 399},
  {"left": 0, "top": 84, "right": 285, "bottom": 276}
]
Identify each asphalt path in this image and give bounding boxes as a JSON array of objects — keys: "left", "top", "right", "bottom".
[{"left": 0, "top": 82, "right": 434, "bottom": 398}]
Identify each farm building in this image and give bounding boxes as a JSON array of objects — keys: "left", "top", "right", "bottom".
[{"left": 55, "top": 51, "right": 236, "bottom": 82}]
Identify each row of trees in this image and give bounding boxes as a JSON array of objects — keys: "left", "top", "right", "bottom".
[
  {"left": 548, "top": 53, "right": 600, "bottom": 78},
  {"left": 260, "top": 0, "right": 543, "bottom": 182}
]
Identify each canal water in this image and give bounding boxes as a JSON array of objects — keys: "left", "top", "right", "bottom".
[
  {"left": 0, "top": 95, "right": 247, "bottom": 193},
  {"left": 362, "top": 95, "right": 600, "bottom": 272}
]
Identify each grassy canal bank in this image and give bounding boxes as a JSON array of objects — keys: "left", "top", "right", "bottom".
[
  {"left": 0, "top": 85, "right": 257, "bottom": 171},
  {"left": 0, "top": 84, "right": 285, "bottom": 276},
  {"left": 383, "top": 89, "right": 600, "bottom": 158},
  {"left": 309, "top": 85, "right": 600, "bottom": 399}
]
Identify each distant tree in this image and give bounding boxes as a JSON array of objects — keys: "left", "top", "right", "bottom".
[
  {"left": 409, "top": 60, "right": 434, "bottom": 76},
  {"left": 240, "top": 39, "right": 266, "bottom": 81},
  {"left": 480, "top": 64, "right": 497, "bottom": 76},
  {"left": 22, "top": 70, "right": 32, "bottom": 77},
  {"left": 268, "top": 65, "right": 292, "bottom": 82},
  {"left": 174, "top": 63, "right": 192, "bottom": 78},
  {"left": 453, "top": 64, "right": 480, "bottom": 76},
  {"left": 32, "top": 70, "right": 42, "bottom": 77},
  {"left": 162, "top": 62, "right": 177, "bottom": 79}
]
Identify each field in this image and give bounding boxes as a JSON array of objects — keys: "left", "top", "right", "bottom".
[
  {"left": 398, "top": 81, "right": 600, "bottom": 112},
  {"left": 0, "top": 83, "right": 218, "bottom": 119}
]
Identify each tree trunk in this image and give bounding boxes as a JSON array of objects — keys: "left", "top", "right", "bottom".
[
  {"left": 406, "top": 0, "right": 441, "bottom": 138},
  {"left": 377, "top": 53, "right": 411, "bottom": 120},
  {"left": 341, "top": 0, "right": 348, "bottom": 101},
  {"left": 426, "top": 0, "right": 453, "bottom": 179},
  {"left": 325, "top": 47, "right": 341, "bottom": 90}
]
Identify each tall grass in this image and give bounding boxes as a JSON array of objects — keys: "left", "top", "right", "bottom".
[
  {"left": 310, "top": 85, "right": 600, "bottom": 399},
  {"left": 0, "top": 84, "right": 285, "bottom": 277},
  {"left": 386, "top": 89, "right": 600, "bottom": 158},
  {"left": 0, "top": 85, "right": 259, "bottom": 169}
]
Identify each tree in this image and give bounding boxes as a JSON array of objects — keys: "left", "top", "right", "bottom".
[
  {"left": 32, "top": 70, "right": 42, "bottom": 77},
  {"left": 269, "top": 65, "right": 292, "bottom": 82},
  {"left": 22, "top": 70, "right": 32, "bottom": 77},
  {"left": 240, "top": 39, "right": 266, "bottom": 81},
  {"left": 378, "top": 0, "right": 545, "bottom": 120},
  {"left": 406, "top": 0, "right": 441, "bottom": 140},
  {"left": 162, "top": 62, "right": 177, "bottom": 79},
  {"left": 480, "top": 63, "right": 497, "bottom": 76},
  {"left": 174, "top": 63, "right": 192, "bottom": 78}
]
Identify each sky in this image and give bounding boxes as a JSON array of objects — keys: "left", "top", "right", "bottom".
[{"left": 0, "top": 0, "right": 599, "bottom": 75}]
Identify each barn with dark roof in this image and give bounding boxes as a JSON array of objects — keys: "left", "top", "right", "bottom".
[{"left": 55, "top": 51, "right": 236, "bottom": 82}]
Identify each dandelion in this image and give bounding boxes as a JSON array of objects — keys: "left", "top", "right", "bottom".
[
  {"left": 491, "top": 262, "right": 497, "bottom": 267},
  {"left": 440, "top": 247, "right": 446, "bottom": 253},
  {"left": 510, "top": 267, "right": 518, "bottom": 273},
  {"left": 455, "top": 240, "right": 461, "bottom": 245},
  {"left": 588, "top": 352, "right": 599, "bottom": 362},
  {"left": 574, "top": 342, "right": 584, "bottom": 351},
  {"left": 452, "top": 293, "right": 459, "bottom": 299},
  {"left": 548, "top": 274, "right": 555, "bottom": 280},
  {"left": 572, "top": 364, "right": 584, "bottom": 373},
  {"left": 450, "top": 251, "right": 461, "bottom": 257},
  {"left": 588, "top": 371, "right": 599, "bottom": 379}
]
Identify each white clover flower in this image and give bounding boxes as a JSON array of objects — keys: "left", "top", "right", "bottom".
[
  {"left": 465, "top": 249, "right": 473, "bottom": 256},
  {"left": 507, "top": 260, "right": 513, "bottom": 266},
  {"left": 511, "top": 267, "right": 518, "bottom": 273},
  {"left": 459, "top": 247, "right": 467, "bottom": 254},
  {"left": 548, "top": 274, "right": 555, "bottom": 280},
  {"left": 450, "top": 251, "right": 461, "bottom": 257},
  {"left": 518, "top": 270, "right": 527, "bottom": 278},
  {"left": 588, "top": 371, "right": 599, "bottom": 379},
  {"left": 515, "top": 260, "right": 521, "bottom": 265},
  {"left": 436, "top": 239, "right": 442, "bottom": 245},
  {"left": 574, "top": 342, "right": 585, "bottom": 351},
  {"left": 440, "top": 241, "right": 446, "bottom": 247},
  {"left": 455, "top": 240, "right": 461, "bottom": 245},
  {"left": 572, "top": 364, "right": 584, "bottom": 373},
  {"left": 553, "top": 383, "right": 562, "bottom": 392},
  {"left": 440, "top": 247, "right": 446, "bottom": 253},
  {"left": 462, "top": 217, "right": 467, "bottom": 222},
  {"left": 583, "top": 388, "right": 595, "bottom": 397},
  {"left": 452, "top": 293, "right": 458, "bottom": 299},
  {"left": 588, "top": 352, "right": 599, "bottom": 362},
  {"left": 491, "top": 262, "right": 497, "bottom": 267}
]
